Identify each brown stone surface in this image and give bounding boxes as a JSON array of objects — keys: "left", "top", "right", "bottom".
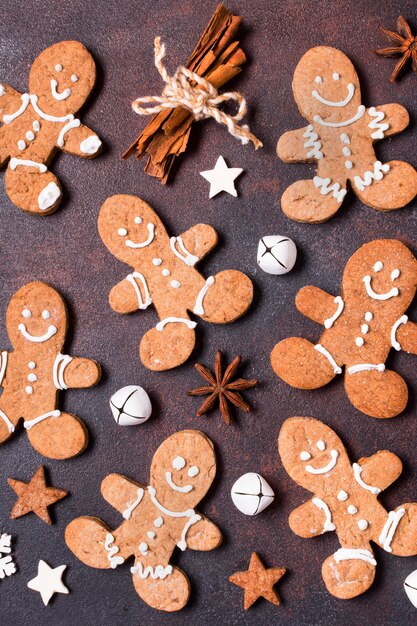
[{"left": 1, "top": 1, "right": 417, "bottom": 624}]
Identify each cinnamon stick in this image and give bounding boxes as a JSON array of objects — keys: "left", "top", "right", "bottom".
[{"left": 123, "top": 4, "right": 248, "bottom": 183}]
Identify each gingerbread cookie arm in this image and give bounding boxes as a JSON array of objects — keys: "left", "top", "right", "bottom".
[
  {"left": 356, "top": 451, "right": 402, "bottom": 492},
  {"left": 289, "top": 499, "right": 330, "bottom": 538},
  {"left": 0, "top": 84, "right": 24, "bottom": 128},
  {"left": 277, "top": 127, "right": 315, "bottom": 162},
  {"left": 109, "top": 277, "right": 148, "bottom": 314},
  {"left": 184, "top": 514, "right": 222, "bottom": 551},
  {"left": 296, "top": 286, "right": 338, "bottom": 325},
  {"left": 101, "top": 473, "right": 146, "bottom": 516},
  {"left": 396, "top": 320, "right": 417, "bottom": 355},
  {"left": 175, "top": 224, "right": 218, "bottom": 263},
  {"left": 62, "top": 357, "right": 101, "bottom": 389},
  {"left": 370, "top": 104, "right": 409, "bottom": 137},
  {"left": 58, "top": 123, "right": 102, "bottom": 158}
]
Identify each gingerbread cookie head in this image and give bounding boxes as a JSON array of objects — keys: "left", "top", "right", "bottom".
[
  {"left": 278, "top": 417, "right": 351, "bottom": 491},
  {"left": 292, "top": 46, "right": 361, "bottom": 124},
  {"left": 6, "top": 281, "right": 67, "bottom": 350},
  {"left": 98, "top": 195, "right": 167, "bottom": 267},
  {"left": 342, "top": 239, "right": 417, "bottom": 318},
  {"left": 150, "top": 430, "right": 216, "bottom": 512},
  {"left": 28, "top": 41, "right": 96, "bottom": 117}
]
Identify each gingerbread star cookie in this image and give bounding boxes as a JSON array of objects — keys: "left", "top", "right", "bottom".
[
  {"left": 229, "top": 552, "right": 286, "bottom": 610},
  {"left": 8, "top": 466, "right": 68, "bottom": 525}
]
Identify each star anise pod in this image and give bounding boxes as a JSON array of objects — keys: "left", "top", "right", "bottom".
[
  {"left": 374, "top": 16, "right": 417, "bottom": 81},
  {"left": 187, "top": 351, "right": 257, "bottom": 425}
]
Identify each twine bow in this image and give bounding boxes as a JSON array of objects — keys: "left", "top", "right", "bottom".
[{"left": 132, "top": 37, "right": 262, "bottom": 149}]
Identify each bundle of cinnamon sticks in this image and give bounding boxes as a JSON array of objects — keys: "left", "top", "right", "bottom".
[{"left": 123, "top": 4, "right": 248, "bottom": 183}]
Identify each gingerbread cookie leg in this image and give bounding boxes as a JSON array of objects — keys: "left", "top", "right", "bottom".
[
  {"left": 322, "top": 546, "right": 376, "bottom": 600},
  {"left": 4, "top": 165, "right": 62, "bottom": 215},
  {"left": 353, "top": 160, "right": 417, "bottom": 211},
  {"left": 132, "top": 561, "right": 190, "bottom": 612},
  {"left": 271, "top": 337, "right": 338, "bottom": 389},
  {"left": 140, "top": 316, "right": 197, "bottom": 372},
  {"left": 281, "top": 177, "right": 347, "bottom": 224},
  {"left": 344, "top": 367, "right": 408, "bottom": 418},
  {"left": 25, "top": 411, "right": 88, "bottom": 460},
  {"left": 198, "top": 270, "right": 254, "bottom": 324}
]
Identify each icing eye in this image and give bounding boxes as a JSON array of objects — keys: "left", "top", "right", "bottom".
[
  {"left": 42, "top": 309, "right": 51, "bottom": 320},
  {"left": 332, "top": 72, "right": 340, "bottom": 81},
  {"left": 316, "top": 440, "right": 326, "bottom": 451},
  {"left": 71, "top": 74, "right": 78, "bottom": 83},
  {"left": 55, "top": 64, "right": 63, "bottom": 72},
  {"left": 187, "top": 466, "right": 199, "bottom": 477},
  {"left": 134, "top": 216, "right": 143, "bottom": 224},
  {"left": 300, "top": 451, "right": 311, "bottom": 461},
  {"left": 391, "top": 269, "right": 400, "bottom": 281},
  {"left": 172, "top": 456, "right": 186, "bottom": 470},
  {"left": 373, "top": 261, "right": 383, "bottom": 272},
  {"left": 315, "top": 76, "right": 322, "bottom": 84},
  {"left": 22, "top": 308, "right": 31, "bottom": 318},
  {"left": 118, "top": 228, "right": 127, "bottom": 236}
]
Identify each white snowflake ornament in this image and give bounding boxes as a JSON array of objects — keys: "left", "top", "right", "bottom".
[
  {"left": 0, "top": 533, "right": 16, "bottom": 579},
  {"left": 231, "top": 472, "right": 275, "bottom": 515},
  {"left": 257, "top": 236, "right": 297, "bottom": 275}
]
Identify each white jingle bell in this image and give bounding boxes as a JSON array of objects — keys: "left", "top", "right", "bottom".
[
  {"left": 110, "top": 385, "right": 152, "bottom": 426},
  {"left": 404, "top": 570, "right": 417, "bottom": 608},
  {"left": 257, "top": 235, "right": 297, "bottom": 275},
  {"left": 231, "top": 472, "right": 275, "bottom": 516}
]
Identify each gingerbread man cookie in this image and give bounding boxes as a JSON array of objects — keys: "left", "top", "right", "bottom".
[
  {"left": 279, "top": 417, "right": 417, "bottom": 599},
  {"left": 65, "top": 430, "right": 222, "bottom": 612},
  {"left": 271, "top": 239, "right": 417, "bottom": 418},
  {"left": 277, "top": 46, "right": 417, "bottom": 223},
  {"left": 0, "top": 41, "right": 102, "bottom": 215},
  {"left": 0, "top": 281, "right": 100, "bottom": 459},
  {"left": 98, "top": 194, "right": 253, "bottom": 371}
]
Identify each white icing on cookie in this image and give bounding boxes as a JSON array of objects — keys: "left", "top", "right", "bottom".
[
  {"left": 313, "top": 176, "right": 346, "bottom": 203},
  {"left": 391, "top": 315, "right": 408, "bottom": 351},
  {"left": 305, "top": 450, "right": 339, "bottom": 474},
  {"left": 312, "top": 82, "right": 355, "bottom": 107},
  {"left": 312, "top": 497, "right": 336, "bottom": 532},
  {"left": 324, "top": 296, "right": 344, "bottom": 329},
  {"left": 379, "top": 509, "right": 405, "bottom": 552}
]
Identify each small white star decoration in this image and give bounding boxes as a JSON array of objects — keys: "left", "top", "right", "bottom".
[
  {"left": 27, "top": 559, "right": 69, "bottom": 606},
  {"left": 200, "top": 155, "right": 243, "bottom": 198}
]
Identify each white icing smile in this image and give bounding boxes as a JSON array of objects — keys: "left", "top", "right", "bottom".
[
  {"left": 314, "top": 105, "right": 365, "bottom": 128},
  {"left": 312, "top": 83, "right": 355, "bottom": 107},
  {"left": 18, "top": 323, "right": 57, "bottom": 343},
  {"left": 363, "top": 275, "right": 399, "bottom": 301},
  {"left": 50, "top": 79, "right": 71, "bottom": 101},
  {"left": 305, "top": 449, "right": 339, "bottom": 474},
  {"left": 165, "top": 471, "right": 193, "bottom": 493},
  {"left": 125, "top": 223, "right": 155, "bottom": 248}
]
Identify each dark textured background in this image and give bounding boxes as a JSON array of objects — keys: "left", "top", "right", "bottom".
[{"left": 1, "top": 0, "right": 417, "bottom": 624}]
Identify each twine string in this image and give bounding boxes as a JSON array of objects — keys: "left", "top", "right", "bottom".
[{"left": 132, "top": 37, "right": 262, "bottom": 149}]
